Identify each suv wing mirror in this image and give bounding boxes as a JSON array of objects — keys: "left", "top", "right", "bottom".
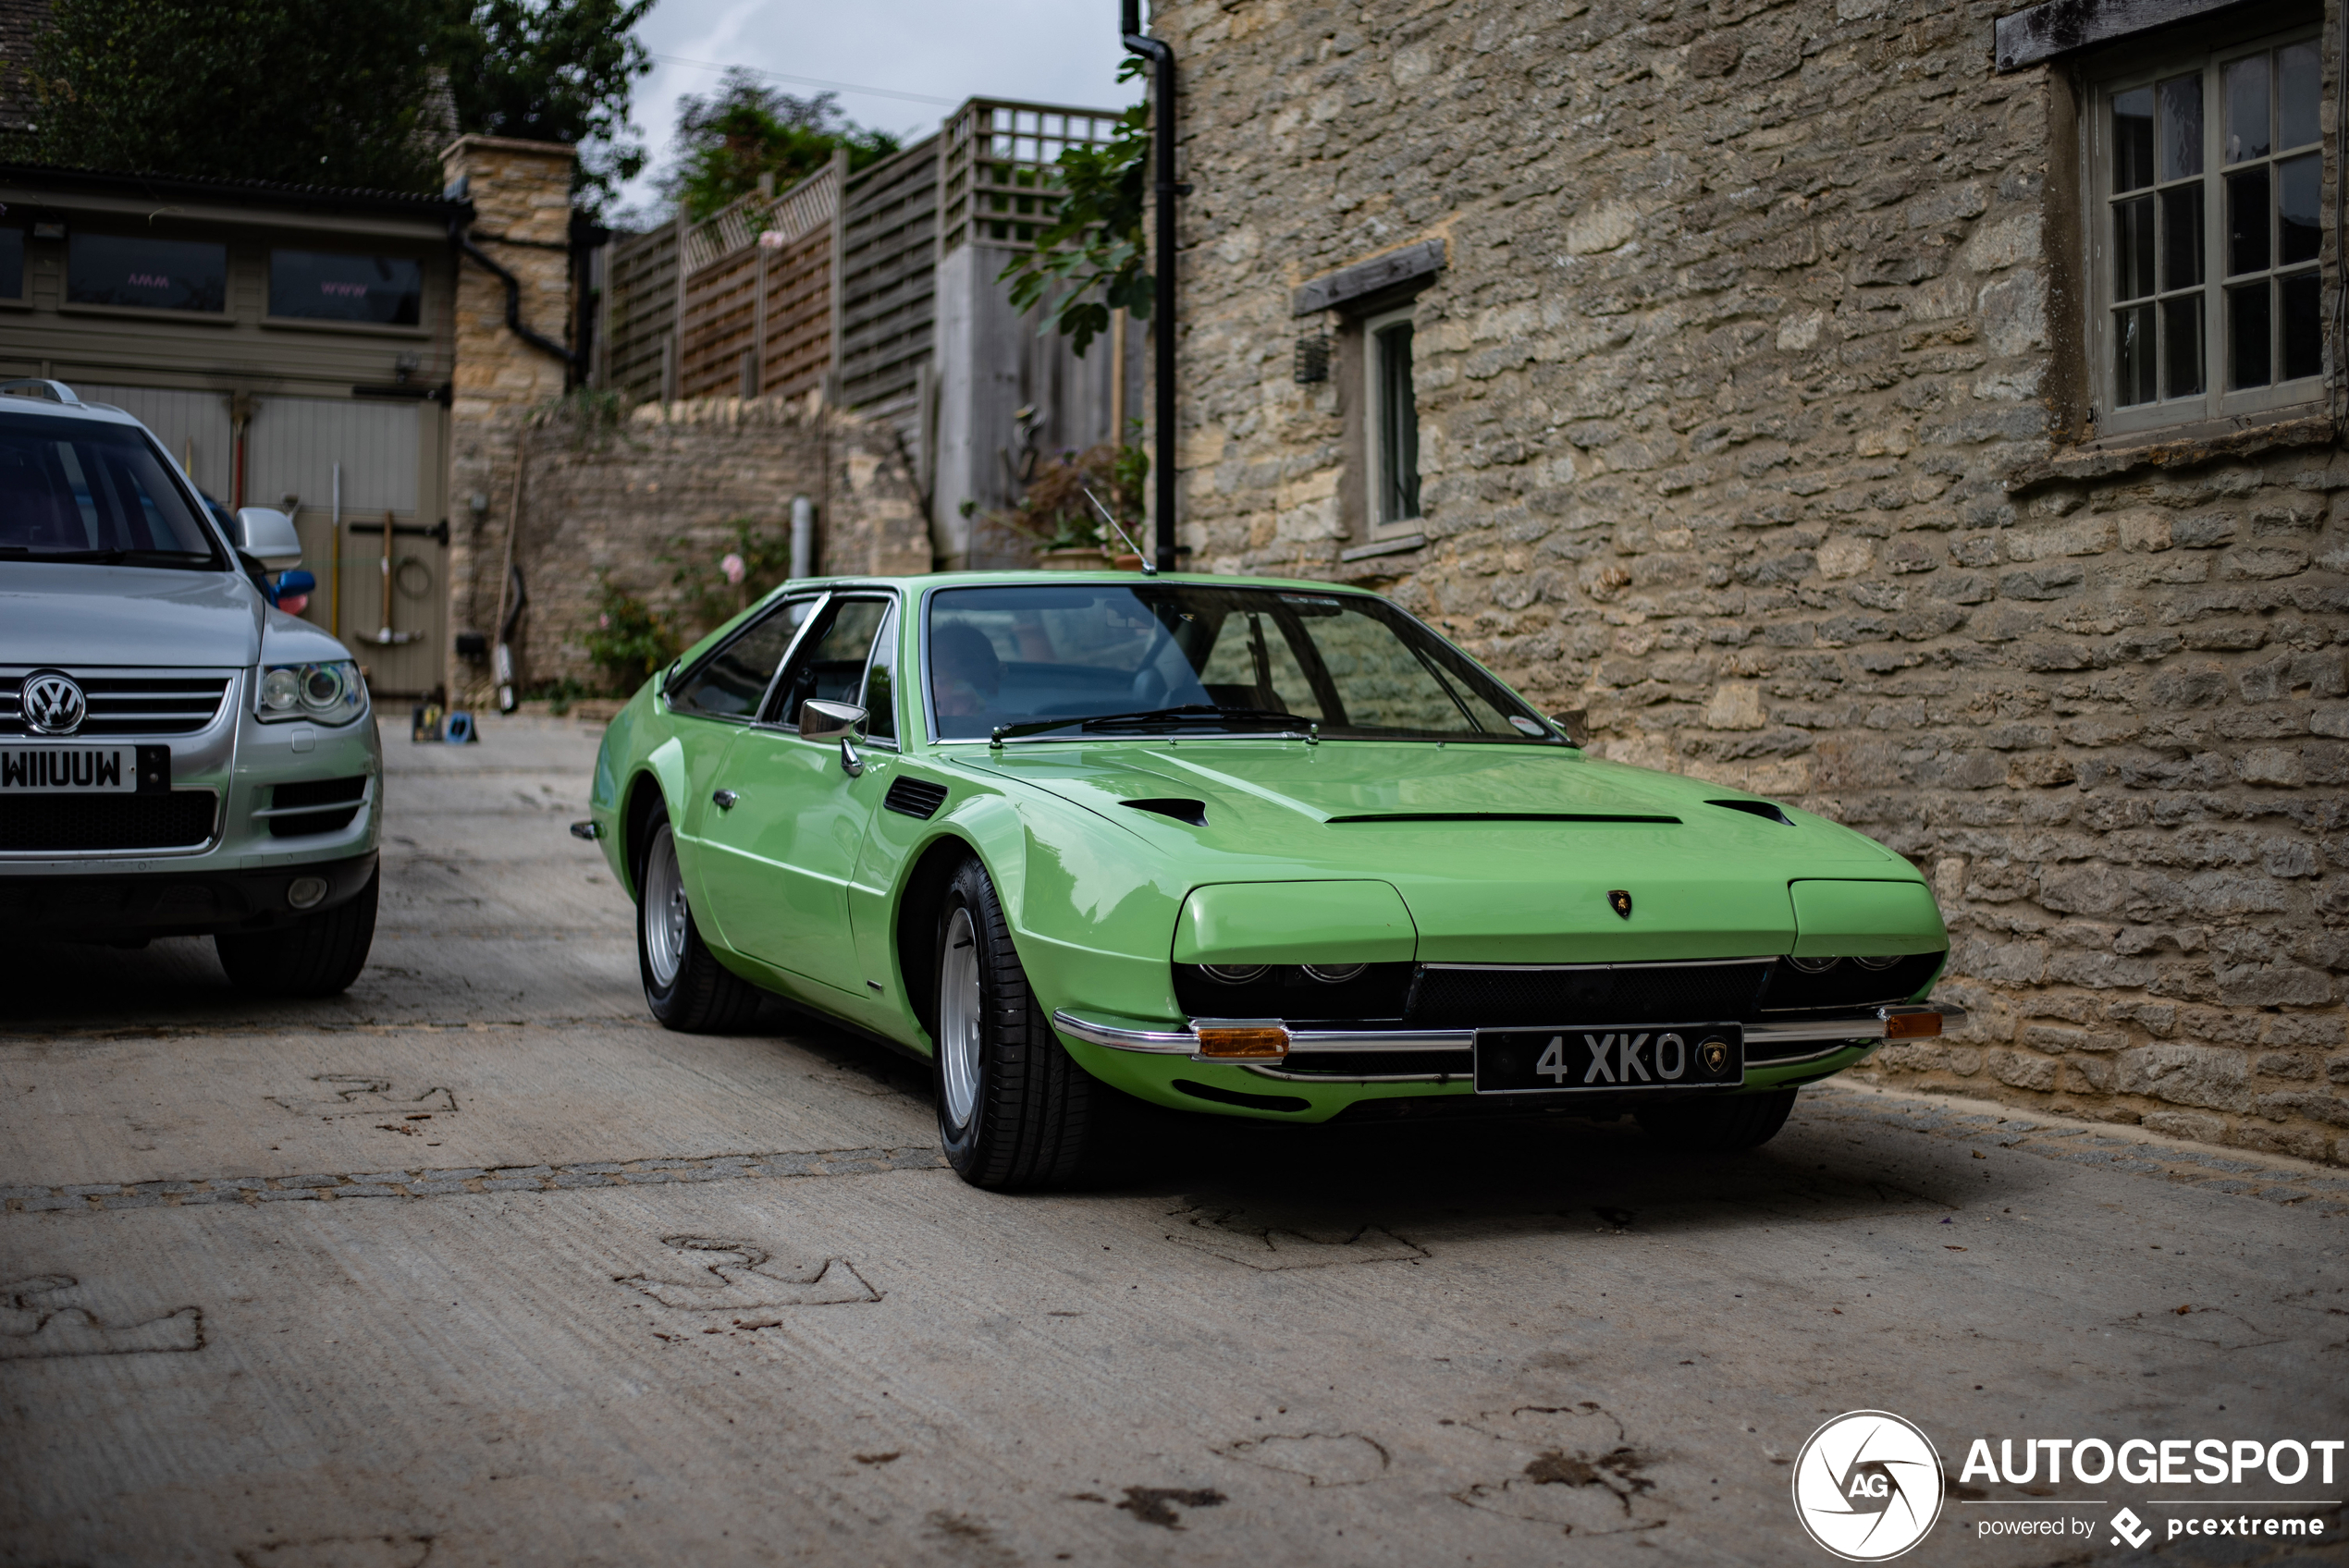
[
  {"left": 235, "top": 507, "right": 302, "bottom": 569},
  {"left": 799, "top": 699, "right": 866, "bottom": 742}
]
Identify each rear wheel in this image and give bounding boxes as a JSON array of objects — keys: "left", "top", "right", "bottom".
[
  {"left": 215, "top": 868, "right": 378, "bottom": 997},
  {"left": 1635, "top": 1088, "right": 1797, "bottom": 1152},
  {"left": 934, "top": 855, "right": 1100, "bottom": 1190},
  {"left": 637, "top": 812, "right": 761, "bottom": 1033}
]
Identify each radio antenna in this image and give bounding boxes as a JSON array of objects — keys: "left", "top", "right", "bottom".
[{"left": 1081, "top": 484, "right": 1155, "bottom": 575}]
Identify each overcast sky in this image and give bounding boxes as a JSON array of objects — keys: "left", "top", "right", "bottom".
[{"left": 614, "top": 0, "right": 1137, "bottom": 218}]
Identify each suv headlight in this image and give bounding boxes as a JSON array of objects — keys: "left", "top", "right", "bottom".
[{"left": 255, "top": 659, "right": 367, "bottom": 725}]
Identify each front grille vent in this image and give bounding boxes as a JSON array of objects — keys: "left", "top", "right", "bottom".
[
  {"left": 884, "top": 776, "right": 949, "bottom": 820},
  {"left": 1408, "top": 962, "right": 1774, "bottom": 1030},
  {"left": 0, "top": 672, "right": 231, "bottom": 737},
  {"left": 267, "top": 775, "right": 368, "bottom": 838},
  {"left": 0, "top": 791, "right": 217, "bottom": 851}
]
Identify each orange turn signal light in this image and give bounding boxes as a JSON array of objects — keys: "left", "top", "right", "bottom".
[
  {"left": 1885, "top": 1011, "right": 1943, "bottom": 1040},
  {"left": 1194, "top": 1025, "right": 1290, "bottom": 1060}
]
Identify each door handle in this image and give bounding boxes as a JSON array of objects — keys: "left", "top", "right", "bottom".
[
  {"left": 839, "top": 739, "right": 865, "bottom": 779},
  {"left": 712, "top": 789, "right": 738, "bottom": 811}
]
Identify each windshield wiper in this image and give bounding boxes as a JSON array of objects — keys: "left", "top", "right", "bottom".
[{"left": 988, "top": 704, "right": 1318, "bottom": 745}]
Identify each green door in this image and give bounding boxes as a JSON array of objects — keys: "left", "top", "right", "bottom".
[{"left": 698, "top": 595, "right": 894, "bottom": 991}]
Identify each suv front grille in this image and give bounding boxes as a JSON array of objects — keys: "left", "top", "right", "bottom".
[
  {"left": 0, "top": 791, "right": 217, "bottom": 851},
  {"left": 266, "top": 775, "right": 368, "bottom": 838},
  {"left": 0, "top": 671, "right": 232, "bottom": 737}
]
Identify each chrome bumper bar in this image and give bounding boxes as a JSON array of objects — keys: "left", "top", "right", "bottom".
[{"left": 1050, "top": 1003, "right": 1969, "bottom": 1065}]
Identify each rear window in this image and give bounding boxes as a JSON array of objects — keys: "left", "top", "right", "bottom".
[{"left": 0, "top": 409, "right": 224, "bottom": 566}]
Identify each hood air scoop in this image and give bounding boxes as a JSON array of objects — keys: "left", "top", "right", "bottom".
[
  {"left": 1122, "top": 797, "right": 1209, "bottom": 827},
  {"left": 1322, "top": 812, "right": 1680, "bottom": 825}
]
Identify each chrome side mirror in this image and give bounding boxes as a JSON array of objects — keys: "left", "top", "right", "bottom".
[
  {"left": 799, "top": 699, "right": 867, "bottom": 742},
  {"left": 235, "top": 506, "right": 302, "bottom": 569}
]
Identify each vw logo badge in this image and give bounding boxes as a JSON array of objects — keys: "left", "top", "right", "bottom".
[{"left": 22, "top": 671, "right": 88, "bottom": 736}]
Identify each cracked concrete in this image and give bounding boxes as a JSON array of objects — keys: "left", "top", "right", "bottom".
[{"left": 1, "top": 715, "right": 2343, "bottom": 1566}]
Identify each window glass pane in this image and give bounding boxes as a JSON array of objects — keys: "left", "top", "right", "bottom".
[
  {"left": 2280, "top": 271, "right": 2321, "bottom": 381},
  {"left": 2113, "top": 86, "right": 2156, "bottom": 190},
  {"left": 860, "top": 605, "right": 898, "bottom": 741},
  {"left": 66, "top": 235, "right": 227, "bottom": 312},
  {"left": 2226, "top": 166, "right": 2270, "bottom": 275},
  {"left": 2159, "top": 185, "right": 2204, "bottom": 290},
  {"left": 0, "top": 227, "right": 21, "bottom": 298},
  {"left": 2158, "top": 73, "right": 2203, "bottom": 180},
  {"left": 1374, "top": 322, "right": 1420, "bottom": 523},
  {"left": 2114, "top": 196, "right": 2157, "bottom": 299},
  {"left": 2228, "top": 282, "right": 2272, "bottom": 387},
  {"left": 0, "top": 410, "right": 217, "bottom": 557},
  {"left": 2278, "top": 41, "right": 2320, "bottom": 149},
  {"left": 269, "top": 251, "right": 424, "bottom": 325},
  {"left": 671, "top": 597, "right": 815, "bottom": 718},
  {"left": 1196, "top": 607, "right": 1324, "bottom": 721},
  {"left": 2277, "top": 153, "right": 2320, "bottom": 265},
  {"left": 2223, "top": 53, "right": 2270, "bottom": 163},
  {"left": 2116, "top": 303, "right": 2158, "bottom": 405},
  {"left": 771, "top": 598, "right": 889, "bottom": 728},
  {"left": 2161, "top": 295, "right": 2205, "bottom": 398}
]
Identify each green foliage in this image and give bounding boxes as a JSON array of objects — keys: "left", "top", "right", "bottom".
[
  {"left": 998, "top": 61, "right": 1151, "bottom": 357},
  {"left": 18, "top": 0, "right": 652, "bottom": 203},
  {"left": 439, "top": 0, "right": 656, "bottom": 209},
  {"left": 996, "top": 432, "right": 1149, "bottom": 553},
  {"left": 526, "top": 674, "right": 592, "bottom": 714},
  {"left": 583, "top": 576, "right": 680, "bottom": 695},
  {"left": 20, "top": 0, "right": 445, "bottom": 189},
  {"left": 658, "top": 67, "right": 900, "bottom": 224},
  {"left": 663, "top": 518, "right": 794, "bottom": 639}
]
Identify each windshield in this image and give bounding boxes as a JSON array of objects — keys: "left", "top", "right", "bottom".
[
  {"left": 0, "top": 409, "right": 223, "bottom": 566},
  {"left": 925, "top": 582, "right": 1556, "bottom": 742}
]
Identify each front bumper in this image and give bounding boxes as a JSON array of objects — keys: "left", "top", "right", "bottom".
[
  {"left": 1052, "top": 1001, "right": 1968, "bottom": 1081},
  {"left": 0, "top": 848, "right": 378, "bottom": 939}
]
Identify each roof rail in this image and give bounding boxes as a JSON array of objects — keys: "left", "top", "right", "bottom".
[{"left": 0, "top": 378, "right": 83, "bottom": 406}]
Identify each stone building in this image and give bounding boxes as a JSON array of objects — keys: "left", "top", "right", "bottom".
[{"left": 1150, "top": 0, "right": 2349, "bottom": 1158}]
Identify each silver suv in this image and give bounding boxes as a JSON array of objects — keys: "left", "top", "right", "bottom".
[{"left": 0, "top": 380, "right": 381, "bottom": 995}]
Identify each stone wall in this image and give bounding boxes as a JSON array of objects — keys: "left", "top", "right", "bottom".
[
  {"left": 1153, "top": 0, "right": 2349, "bottom": 1159},
  {"left": 488, "top": 394, "right": 930, "bottom": 699}
]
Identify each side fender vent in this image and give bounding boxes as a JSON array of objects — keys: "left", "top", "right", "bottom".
[
  {"left": 1706, "top": 798, "right": 1794, "bottom": 827},
  {"left": 1122, "top": 797, "right": 1208, "bottom": 827},
  {"left": 884, "top": 776, "right": 949, "bottom": 820}
]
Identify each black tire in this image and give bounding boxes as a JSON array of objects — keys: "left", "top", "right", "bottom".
[
  {"left": 1635, "top": 1088, "right": 1798, "bottom": 1152},
  {"left": 635, "top": 807, "right": 762, "bottom": 1033},
  {"left": 932, "top": 855, "right": 1101, "bottom": 1191},
  {"left": 215, "top": 868, "right": 378, "bottom": 998}
]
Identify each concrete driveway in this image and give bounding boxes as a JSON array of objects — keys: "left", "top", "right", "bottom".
[{"left": 4, "top": 717, "right": 2343, "bottom": 1568}]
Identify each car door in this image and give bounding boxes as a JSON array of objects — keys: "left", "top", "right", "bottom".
[
  {"left": 662, "top": 593, "right": 823, "bottom": 912},
  {"left": 696, "top": 593, "right": 896, "bottom": 995}
]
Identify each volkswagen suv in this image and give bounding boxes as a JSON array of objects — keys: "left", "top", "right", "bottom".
[{"left": 0, "top": 379, "right": 381, "bottom": 995}]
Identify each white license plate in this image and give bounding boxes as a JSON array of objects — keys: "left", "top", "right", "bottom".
[{"left": 0, "top": 746, "right": 140, "bottom": 792}]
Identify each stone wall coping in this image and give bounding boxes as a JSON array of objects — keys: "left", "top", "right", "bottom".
[
  {"left": 2004, "top": 412, "right": 2338, "bottom": 491},
  {"left": 439, "top": 134, "right": 579, "bottom": 163},
  {"left": 1291, "top": 239, "right": 1447, "bottom": 317},
  {"left": 1994, "top": 0, "right": 2258, "bottom": 74}
]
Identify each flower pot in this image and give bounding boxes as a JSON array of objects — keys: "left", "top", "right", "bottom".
[{"left": 1034, "top": 546, "right": 1110, "bottom": 571}]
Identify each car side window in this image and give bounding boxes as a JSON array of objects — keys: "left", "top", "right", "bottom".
[
  {"left": 861, "top": 604, "right": 899, "bottom": 742},
  {"left": 766, "top": 596, "right": 892, "bottom": 731},
  {"left": 668, "top": 596, "right": 818, "bottom": 719}
]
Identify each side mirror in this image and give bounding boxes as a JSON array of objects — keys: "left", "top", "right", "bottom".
[
  {"left": 235, "top": 507, "right": 302, "bottom": 569},
  {"left": 799, "top": 699, "right": 866, "bottom": 742}
]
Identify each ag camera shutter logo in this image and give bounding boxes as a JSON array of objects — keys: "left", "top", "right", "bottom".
[{"left": 1792, "top": 1410, "right": 1945, "bottom": 1560}]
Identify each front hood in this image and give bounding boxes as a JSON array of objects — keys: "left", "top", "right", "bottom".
[
  {"left": 0, "top": 565, "right": 261, "bottom": 668},
  {"left": 973, "top": 740, "right": 1916, "bottom": 962}
]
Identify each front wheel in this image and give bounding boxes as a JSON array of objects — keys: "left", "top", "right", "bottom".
[
  {"left": 636, "top": 812, "right": 761, "bottom": 1033},
  {"left": 215, "top": 868, "right": 378, "bottom": 997},
  {"left": 934, "top": 855, "right": 1101, "bottom": 1190},
  {"left": 1635, "top": 1088, "right": 1798, "bottom": 1152}
]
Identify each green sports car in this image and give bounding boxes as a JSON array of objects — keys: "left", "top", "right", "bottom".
[{"left": 584, "top": 571, "right": 1962, "bottom": 1189}]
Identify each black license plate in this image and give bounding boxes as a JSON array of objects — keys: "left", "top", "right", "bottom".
[
  {"left": 0, "top": 744, "right": 169, "bottom": 794},
  {"left": 1473, "top": 1023, "right": 1744, "bottom": 1095}
]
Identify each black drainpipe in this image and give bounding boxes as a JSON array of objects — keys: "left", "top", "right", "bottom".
[
  {"left": 449, "top": 208, "right": 580, "bottom": 382},
  {"left": 1122, "top": 0, "right": 1182, "bottom": 573}
]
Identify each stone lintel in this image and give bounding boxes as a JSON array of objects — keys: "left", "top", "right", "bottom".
[
  {"left": 2004, "top": 412, "right": 2337, "bottom": 490},
  {"left": 1290, "top": 239, "right": 1447, "bottom": 317},
  {"left": 1994, "top": 0, "right": 2258, "bottom": 73}
]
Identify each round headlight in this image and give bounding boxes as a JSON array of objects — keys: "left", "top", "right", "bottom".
[
  {"left": 1854, "top": 953, "right": 1903, "bottom": 971},
  {"left": 1199, "top": 963, "right": 1269, "bottom": 985},
  {"left": 1301, "top": 962, "right": 1367, "bottom": 984},
  {"left": 301, "top": 664, "right": 345, "bottom": 710},
  {"left": 1786, "top": 955, "right": 1839, "bottom": 974},
  {"left": 259, "top": 667, "right": 301, "bottom": 711}
]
